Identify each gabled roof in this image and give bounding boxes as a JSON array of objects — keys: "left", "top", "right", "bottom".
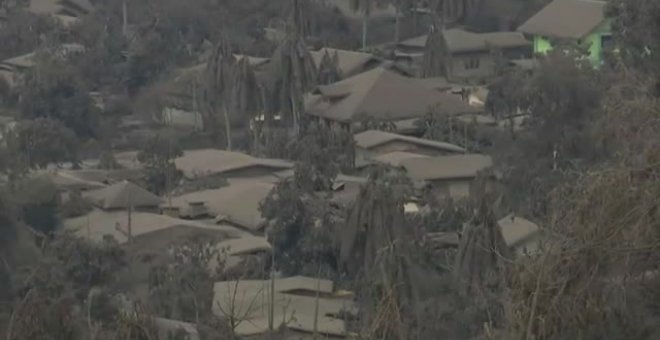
[
  {"left": 355, "top": 129, "right": 466, "bottom": 153},
  {"left": 84, "top": 180, "right": 162, "bottom": 209},
  {"left": 174, "top": 149, "right": 293, "bottom": 179},
  {"left": 307, "top": 67, "right": 478, "bottom": 123},
  {"left": 170, "top": 179, "right": 274, "bottom": 231},
  {"left": 310, "top": 48, "right": 381, "bottom": 78},
  {"left": 518, "top": 0, "right": 607, "bottom": 39},
  {"left": 401, "top": 154, "right": 493, "bottom": 181}
]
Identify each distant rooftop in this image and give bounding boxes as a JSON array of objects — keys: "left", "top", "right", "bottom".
[{"left": 518, "top": 0, "right": 607, "bottom": 39}]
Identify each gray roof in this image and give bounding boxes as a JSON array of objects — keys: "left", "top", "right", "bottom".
[
  {"left": 84, "top": 180, "right": 162, "bottom": 209},
  {"left": 310, "top": 48, "right": 381, "bottom": 77},
  {"left": 355, "top": 129, "right": 466, "bottom": 153},
  {"left": 307, "top": 67, "right": 478, "bottom": 122},
  {"left": 213, "top": 277, "right": 354, "bottom": 336},
  {"left": 151, "top": 317, "right": 200, "bottom": 340},
  {"left": 64, "top": 209, "right": 239, "bottom": 244},
  {"left": 175, "top": 149, "right": 293, "bottom": 179},
  {"left": 398, "top": 34, "right": 428, "bottom": 49},
  {"left": 371, "top": 151, "right": 430, "bottom": 167},
  {"left": 443, "top": 28, "right": 529, "bottom": 53},
  {"left": 34, "top": 170, "right": 106, "bottom": 192},
  {"left": 29, "top": 0, "right": 94, "bottom": 16},
  {"left": 401, "top": 154, "right": 493, "bottom": 181},
  {"left": 518, "top": 0, "right": 607, "bottom": 39},
  {"left": 399, "top": 29, "right": 528, "bottom": 54},
  {"left": 216, "top": 236, "right": 271, "bottom": 256},
  {"left": 170, "top": 179, "right": 274, "bottom": 231},
  {"left": 497, "top": 214, "right": 540, "bottom": 248}
]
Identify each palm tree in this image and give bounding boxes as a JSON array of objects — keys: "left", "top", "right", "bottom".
[
  {"left": 421, "top": 19, "right": 446, "bottom": 78},
  {"left": 340, "top": 168, "right": 420, "bottom": 339},
  {"left": 268, "top": 0, "right": 317, "bottom": 136},
  {"left": 203, "top": 39, "right": 236, "bottom": 149},
  {"left": 230, "top": 57, "right": 263, "bottom": 153},
  {"left": 452, "top": 178, "right": 511, "bottom": 296}
]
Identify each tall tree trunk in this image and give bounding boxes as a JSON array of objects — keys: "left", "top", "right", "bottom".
[
  {"left": 412, "top": 0, "right": 419, "bottom": 35},
  {"left": 362, "top": 13, "right": 369, "bottom": 49},
  {"left": 394, "top": 7, "right": 401, "bottom": 43},
  {"left": 223, "top": 105, "right": 232, "bottom": 150}
]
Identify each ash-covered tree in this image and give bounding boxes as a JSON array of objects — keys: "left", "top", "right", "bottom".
[
  {"left": 147, "top": 237, "right": 218, "bottom": 324},
  {"left": 290, "top": 121, "right": 355, "bottom": 192},
  {"left": 202, "top": 39, "right": 236, "bottom": 149},
  {"left": 13, "top": 177, "right": 60, "bottom": 235},
  {"left": 267, "top": 0, "right": 317, "bottom": 135},
  {"left": 340, "top": 167, "right": 441, "bottom": 339},
  {"left": 137, "top": 134, "right": 183, "bottom": 195},
  {"left": 18, "top": 59, "right": 100, "bottom": 139},
  {"left": 7, "top": 118, "right": 79, "bottom": 170},
  {"left": 493, "top": 51, "right": 603, "bottom": 217},
  {"left": 260, "top": 174, "right": 340, "bottom": 276},
  {"left": 607, "top": 0, "right": 660, "bottom": 95},
  {"left": 6, "top": 232, "right": 126, "bottom": 340}
]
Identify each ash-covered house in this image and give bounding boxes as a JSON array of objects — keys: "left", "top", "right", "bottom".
[
  {"left": 305, "top": 66, "right": 478, "bottom": 131},
  {"left": 400, "top": 153, "right": 493, "bottom": 200},
  {"left": 518, "top": 0, "right": 611, "bottom": 66}
]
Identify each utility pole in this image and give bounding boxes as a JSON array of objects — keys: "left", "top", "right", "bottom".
[{"left": 127, "top": 181, "right": 132, "bottom": 244}]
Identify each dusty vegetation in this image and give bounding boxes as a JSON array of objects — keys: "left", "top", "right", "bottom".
[{"left": 1, "top": 0, "right": 660, "bottom": 339}]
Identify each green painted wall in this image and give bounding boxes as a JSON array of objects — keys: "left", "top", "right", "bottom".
[
  {"left": 533, "top": 36, "right": 553, "bottom": 55},
  {"left": 532, "top": 20, "right": 612, "bottom": 66}
]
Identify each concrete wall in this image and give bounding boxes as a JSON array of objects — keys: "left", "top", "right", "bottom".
[
  {"left": 427, "top": 178, "right": 474, "bottom": 201},
  {"left": 447, "top": 51, "right": 496, "bottom": 83}
]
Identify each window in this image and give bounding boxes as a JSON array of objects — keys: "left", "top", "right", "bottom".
[
  {"left": 464, "top": 57, "right": 480, "bottom": 70},
  {"left": 602, "top": 34, "right": 614, "bottom": 51}
]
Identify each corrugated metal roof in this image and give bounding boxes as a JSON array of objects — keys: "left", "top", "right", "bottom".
[{"left": 518, "top": 0, "right": 607, "bottom": 39}]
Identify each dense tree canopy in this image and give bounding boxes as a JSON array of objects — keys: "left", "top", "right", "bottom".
[
  {"left": 7, "top": 118, "right": 79, "bottom": 170},
  {"left": 18, "top": 60, "right": 99, "bottom": 139},
  {"left": 137, "top": 134, "right": 183, "bottom": 194}
]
